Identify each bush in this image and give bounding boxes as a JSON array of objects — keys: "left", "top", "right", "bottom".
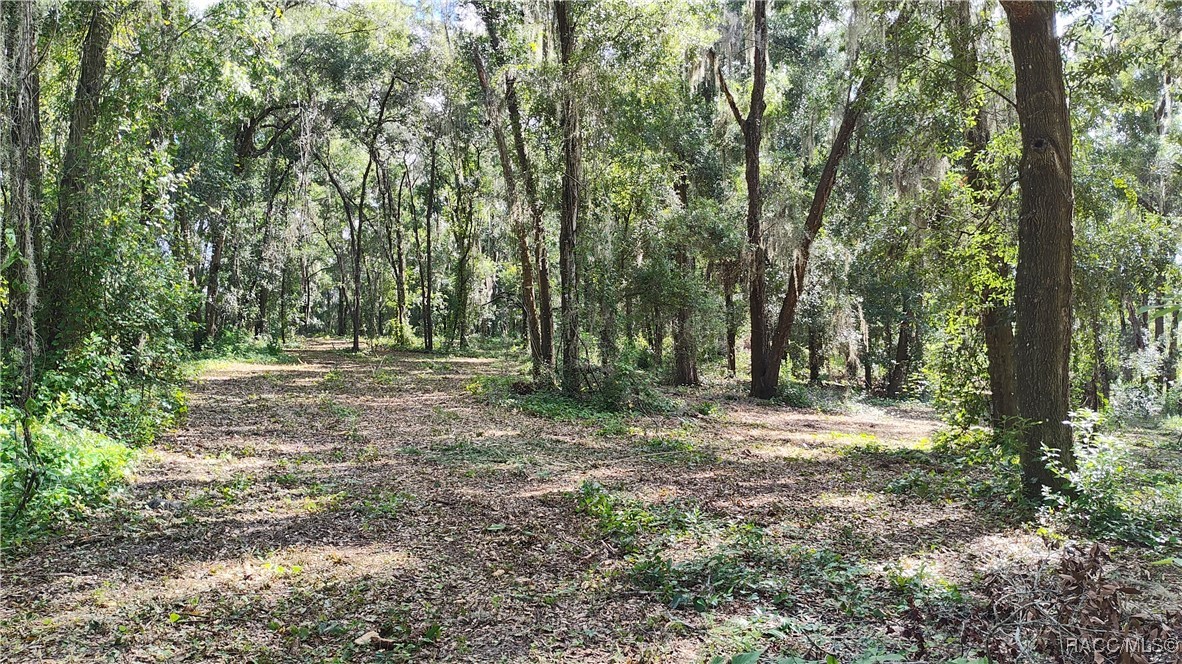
[
  {"left": 38, "top": 333, "right": 188, "bottom": 445},
  {"left": 1044, "top": 411, "right": 1182, "bottom": 546},
  {"left": 1107, "top": 382, "right": 1164, "bottom": 425},
  {"left": 597, "top": 362, "right": 675, "bottom": 414},
  {"left": 774, "top": 382, "right": 814, "bottom": 408},
  {"left": 1, "top": 409, "right": 135, "bottom": 550}
]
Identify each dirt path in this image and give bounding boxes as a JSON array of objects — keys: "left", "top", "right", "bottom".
[{"left": 1, "top": 343, "right": 1073, "bottom": 662}]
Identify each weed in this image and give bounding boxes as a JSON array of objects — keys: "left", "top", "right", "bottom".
[
  {"left": 361, "top": 491, "right": 412, "bottom": 518},
  {"left": 318, "top": 396, "right": 359, "bottom": 420},
  {"left": 637, "top": 435, "right": 716, "bottom": 465}
]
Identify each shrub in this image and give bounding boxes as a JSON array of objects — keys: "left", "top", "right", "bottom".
[
  {"left": 1, "top": 409, "right": 135, "bottom": 550},
  {"left": 37, "top": 332, "right": 188, "bottom": 445},
  {"left": 775, "top": 382, "right": 814, "bottom": 409},
  {"left": 1044, "top": 411, "right": 1182, "bottom": 546}
]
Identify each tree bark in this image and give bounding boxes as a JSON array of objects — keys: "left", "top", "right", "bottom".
[
  {"left": 3, "top": 0, "right": 43, "bottom": 408},
  {"left": 423, "top": 140, "right": 437, "bottom": 352},
  {"left": 885, "top": 312, "right": 911, "bottom": 397},
  {"left": 671, "top": 173, "right": 699, "bottom": 386},
  {"left": 556, "top": 0, "right": 581, "bottom": 394},
  {"left": 807, "top": 325, "right": 822, "bottom": 385},
  {"left": 716, "top": 0, "right": 769, "bottom": 397},
  {"left": 42, "top": 2, "right": 115, "bottom": 352},
  {"left": 1003, "top": 0, "right": 1076, "bottom": 497},
  {"left": 478, "top": 1, "right": 554, "bottom": 367},
  {"left": 719, "top": 5, "right": 906, "bottom": 398},
  {"left": 724, "top": 275, "right": 738, "bottom": 377}
]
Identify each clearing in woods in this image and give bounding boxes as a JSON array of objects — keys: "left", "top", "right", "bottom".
[{"left": 3, "top": 341, "right": 1179, "bottom": 662}]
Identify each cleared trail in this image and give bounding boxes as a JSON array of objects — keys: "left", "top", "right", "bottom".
[{"left": 4, "top": 342, "right": 1061, "bottom": 662}]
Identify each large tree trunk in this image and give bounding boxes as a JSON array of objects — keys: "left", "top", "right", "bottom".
[
  {"left": 1003, "top": 0, "right": 1076, "bottom": 498},
  {"left": 556, "top": 0, "right": 581, "bottom": 394},
  {"left": 3, "top": 0, "right": 43, "bottom": 407},
  {"left": 472, "top": 41, "right": 544, "bottom": 376},
  {"left": 42, "top": 2, "right": 115, "bottom": 353}
]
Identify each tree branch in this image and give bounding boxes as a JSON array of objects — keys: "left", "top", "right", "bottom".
[{"left": 711, "top": 48, "right": 745, "bottom": 127}]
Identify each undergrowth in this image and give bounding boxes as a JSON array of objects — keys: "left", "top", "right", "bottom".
[
  {"left": 1, "top": 410, "right": 135, "bottom": 551},
  {"left": 574, "top": 480, "right": 976, "bottom": 661},
  {"left": 465, "top": 373, "right": 675, "bottom": 426}
]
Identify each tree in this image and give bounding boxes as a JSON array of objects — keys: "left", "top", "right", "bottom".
[
  {"left": 719, "top": 3, "right": 909, "bottom": 398},
  {"left": 42, "top": 2, "right": 116, "bottom": 353},
  {"left": 471, "top": 31, "right": 545, "bottom": 375},
  {"left": 947, "top": 0, "right": 1018, "bottom": 428},
  {"left": 556, "top": 0, "right": 582, "bottom": 393},
  {"left": 1002, "top": 0, "right": 1076, "bottom": 497}
]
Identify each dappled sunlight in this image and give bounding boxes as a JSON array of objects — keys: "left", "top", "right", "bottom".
[{"left": 10, "top": 345, "right": 1179, "bottom": 663}]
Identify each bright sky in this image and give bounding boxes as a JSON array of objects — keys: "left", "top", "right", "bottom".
[{"left": 188, "top": 0, "right": 217, "bottom": 16}]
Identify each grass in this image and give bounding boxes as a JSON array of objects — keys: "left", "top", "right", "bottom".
[{"left": 186, "top": 335, "right": 296, "bottom": 376}]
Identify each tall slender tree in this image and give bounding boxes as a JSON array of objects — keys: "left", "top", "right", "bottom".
[
  {"left": 556, "top": 0, "right": 582, "bottom": 393},
  {"left": 43, "top": 2, "right": 116, "bottom": 352}
]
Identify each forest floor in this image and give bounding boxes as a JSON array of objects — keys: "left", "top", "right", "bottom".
[{"left": 4, "top": 340, "right": 1181, "bottom": 663}]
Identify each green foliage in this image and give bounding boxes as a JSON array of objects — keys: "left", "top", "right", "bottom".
[
  {"left": 37, "top": 333, "right": 188, "bottom": 445},
  {"left": 467, "top": 371, "right": 672, "bottom": 425},
  {"left": 636, "top": 434, "right": 716, "bottom": 465},
  {"left": 879, "top": 427, "right": 1023, "bottom": 506},
  {"left": 596, "top": 362, "right": 676, "bottom": 414},
  {"left": 1, "top": 410, "right": 134, "bottom": 549},
  {"left": 1043, "top": 411, "right": 1182, "bottom": 546},
  {"left": 576, "top": 481, "right": 969, "bottom": 630},
  {"left": 775, "top": 382, "right": 815, "bottom": 409},
  {"left": 196, "top": 329, "right": 292, "bottom": 365},
  {"left": 575, "top": 480, "right": 691, "bottom": 552}
]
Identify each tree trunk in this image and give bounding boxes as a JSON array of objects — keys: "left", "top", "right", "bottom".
[
  {"left": 716, "top": 0, "right": 769, "bottom": 397},
  {"left": 495, "top": 26, "right": 554, "bottom": 367},
  {"left": 1003, "top": 0, "right": 1076, "bottom": 498},
  {"left": 724, "top": 277, "right": 737, "bottom": 377},
  {"left": 886, "top": 313, "right": 911, "bottom": 397},
  {"left": 948, "top": 0, "right": 1019, "bottom": 429},
  {"left": 807, "top": 325, "right": 822, "bottom": 385},
  {"left": 279, "top": 265, "right": 288, "bottom": 343},
  {"left": 556, "top": 0, "right": 581, "bottom": 394},
  {"left": 1085, "top": 315, "right": 1109, "bottom": 410},
  {"left": 472, "top": 41, "right": 544, "bottom": 376},
  {"left": 203, "top": 222, "right": 225, "bottom": 345},
  {"left": 42, "top": 2, "right": 115, "bottom": 353},
  {"left": 1168, "top": 310, "right": 1179, "bottom": 387},
  {"left": 3, "top": 0, "right": 43, "bottom": 408},
  {"left": 982, "top": 305, "right": 1019, "bottom": 425},
  {"left": 337, "top": 281, "right": 348, "bottom": 337},
  {"left": 671, "top": 174, "right": 699, "bottom": 386},
  {"left": 424, "top": 140, "right": 437, "bottom": 352}
]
